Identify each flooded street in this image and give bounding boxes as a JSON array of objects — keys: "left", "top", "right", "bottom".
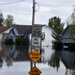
[
  {"left": 0, "top": 61, "right": 66, "bottom": 75},
  {"left": 0, "top": 45, "right": 75, "bottom": 75}
]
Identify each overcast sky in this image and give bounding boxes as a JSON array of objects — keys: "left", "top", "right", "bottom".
[{"left": 0, "top": 0, "right": 75, "bottom": 26}]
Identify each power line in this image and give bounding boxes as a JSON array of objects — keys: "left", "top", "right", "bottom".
[{"left": 0, "top": 0, "right": 25, "bottom": 5}]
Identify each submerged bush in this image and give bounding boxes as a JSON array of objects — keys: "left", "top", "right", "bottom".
[
  {"left": 4, "top": 38, "right": 13, "bottom": 45},
  {"left": 15, "top": 37, "right": 29, "bottom": 45},
  {"left": 15, "top": 37, "right": 22, "bottom": 45},
  {"left": 21, "top": 38, "right": 29, "bottom": 45}
]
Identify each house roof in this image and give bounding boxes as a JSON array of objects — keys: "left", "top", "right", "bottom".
[
  {"left": 0, "top": 26, "right": 10, "bottom": 33},
  {"left": 60, "top": 25, "right": 71, "bottom": 37},
  {"left": 13, "top": 24, "right": 44, "bottom": 35}
]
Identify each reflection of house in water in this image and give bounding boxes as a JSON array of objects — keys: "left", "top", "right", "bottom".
[
  {"left": 60, "top": 51, "right": 75, "bottom": 69},
  {"left": 5, "top": 45, "right": 30, "bottom": 61}
]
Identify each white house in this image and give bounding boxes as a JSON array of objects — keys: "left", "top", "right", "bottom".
[{"left": 6, "top": 24, "right": 56, "bottom": 63}]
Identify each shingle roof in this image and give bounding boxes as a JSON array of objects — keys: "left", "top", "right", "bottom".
[
  {"left": 60, "top": 25, "right": 74, "bottom": 37},
  {"left": 0, "top": 26, "right": 10, "bottom": 33},
  {"left": 13, "top": 24, "right": 44, "bottom": 34},
  {"left": 13, "top": 25, "right": 32, "bottom": 34}
]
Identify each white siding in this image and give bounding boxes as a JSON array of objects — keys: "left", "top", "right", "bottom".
[{"left": 41, "top": 26, "right": 55, "bottom": 62}]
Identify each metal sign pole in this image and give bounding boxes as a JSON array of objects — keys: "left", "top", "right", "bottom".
[
  {"left": 29, "top": 0, "right": 42, "bottom": 74},
  {"left": 30, "top": 0, "right": 35, "bottom": 70}
]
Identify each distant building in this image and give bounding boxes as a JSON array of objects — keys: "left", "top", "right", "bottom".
[{"left": 60, "top": 25, "right": 75, "bottom": 50}]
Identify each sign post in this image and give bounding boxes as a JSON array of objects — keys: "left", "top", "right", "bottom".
[
  {"left": 30, "top": 0, "right": 42, "bottom": 74},
  {"left": 29, "top": 25, "right": 42, "bottom": 75},
  {"left": 30, "top": 0, "right": 35, "bottom": 70}
]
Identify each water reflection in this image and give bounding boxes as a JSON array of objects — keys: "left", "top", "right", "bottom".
[
  {"left": 48, "top": 51, "right": 60, "bottom": 72},
  {"left": 5, "top": 45, "right": 30, "bottom": 61},
  {"left": 0, "top": 44, "right": 30, "bottom": 68},
  {"left": 0, "top": 44, "right": 13, "bottom": 68},
  {"left": 60, "top": 51, "right": 75, "bottom": 75},
  {"left": 48, "top": 50, "right": 75, "bottom": 75},
  {"left": 1, "top": 44, "right": 75, "bottom": 75}
]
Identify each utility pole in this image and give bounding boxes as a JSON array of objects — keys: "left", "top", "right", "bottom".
[
  {"left": 32, "top": 0, "right": 35, "bottom": 25},
  {"left": 30, "top": 0, "right": 35, "bottom": 70},
  {"left": 29, "top": 1, "right": 42, "bottom": 75}
]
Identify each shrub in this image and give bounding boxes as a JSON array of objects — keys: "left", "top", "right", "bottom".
[
  {"left": 4, "top": 38, "right": 13, "bottom": 45},
  {"left": 15, "top": 37, "right": 22, "bottom": 45}
]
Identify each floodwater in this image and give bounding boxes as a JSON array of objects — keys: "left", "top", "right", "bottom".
[{"left": 0, "top": 45, "right": 75, "bottom": 75}]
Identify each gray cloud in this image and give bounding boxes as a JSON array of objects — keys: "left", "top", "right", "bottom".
[{"left": 0, "top": 0, "right": 74, "bottom": 25}]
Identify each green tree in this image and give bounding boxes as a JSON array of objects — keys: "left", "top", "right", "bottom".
[
  {"left": 48, "top": 16, "right": 64, "bottom": 35},
  {"left": 0, "top": 12, "right": 4, "bottom": 26},
  {"left": 4, "top": 15, "right": 14, "bottom": 27}
]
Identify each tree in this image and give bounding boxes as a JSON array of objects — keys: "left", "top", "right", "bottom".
[
  {"left": 48, "top": 16, "right": 63, "bottom": 51},
  {"left": 0, "top": 12, "right": 4, "bottom": 26},
  {"left": 4, "top": 15, "right": 14, "bottom": 27},
  {"left": 48, "top": 16, "right": 64, "bottom": 35},
  {"left": 67, "top": 7, "right": 75, "bottom": 25},
  {"left": 66, "top": 8, "right": 75, "bottom": 41}
]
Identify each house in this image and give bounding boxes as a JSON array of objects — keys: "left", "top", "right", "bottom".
[
  {"left": 0, "top": 26, "right": 12, "bottom": 41},
  {"left": 6, "top": 25, "right": 32, "bottom": 42},
  {"left": 60, "top": 25, "right": 75, "bottom": 50},
  {"left": 6, "top": 24, "right": 56, "bottom": 62},
  {"left": 0, "top": 26, "right": 12, "bottom": 50}
]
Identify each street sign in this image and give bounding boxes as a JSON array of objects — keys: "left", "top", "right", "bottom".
[
  {"left": 32, "top": 25, "right": 42, "bottom": 37},
  {"left": 32, "top": 37, "right": 41, "bottom": 46},
  {"left": 32, "top": 37, "right": 41, "bottom": 50},
  {"left": 29, "top": 66, "right": 41, "bottom": 75},
  {"left": 32, "top": 25, "right": 42, "bottom": 50},
  {"left": 29, "top": 50, "right": 42, "bottom": 63}
]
